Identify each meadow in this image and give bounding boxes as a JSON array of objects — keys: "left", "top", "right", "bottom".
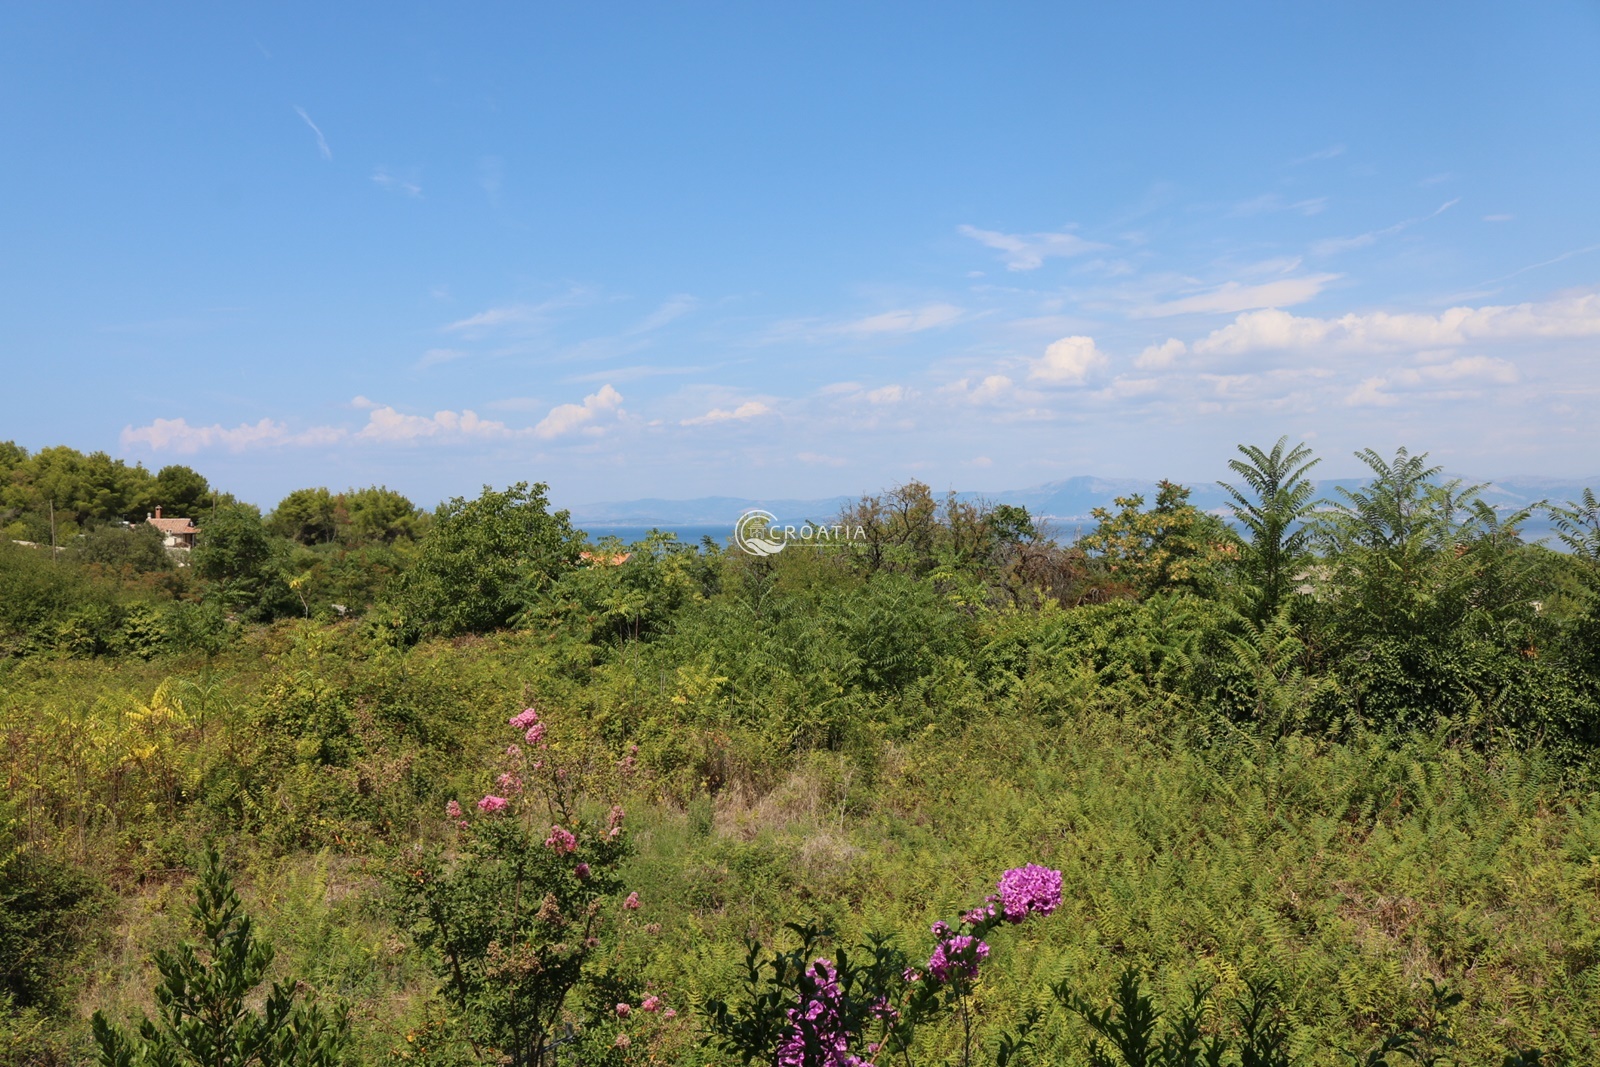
[{"left": 3, "top": 440, "right": 1599, "bottom": 1066}]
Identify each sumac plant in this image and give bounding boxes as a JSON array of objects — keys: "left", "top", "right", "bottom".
[
  {"left": 703, "top": 864, "right": 1062, "bottom": 1067},
  {"left": 390, "top": 706, "right": 634, "bottom": 1067}
]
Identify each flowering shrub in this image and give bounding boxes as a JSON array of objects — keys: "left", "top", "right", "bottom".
[
  {"left": 388, "top": 706, "right": 635, "bottom": 1067},
  {"left": 702, "top": 865, "right": 1061, "bottom": 1067}
]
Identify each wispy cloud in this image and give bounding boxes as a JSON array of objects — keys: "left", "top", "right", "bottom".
[
  {"left": 293, "top": 106, "right": 332, "bottom": 161},
  {"left": 1290, "top": 144, "right": 1346, "bottom": 165},
  {"left": 958, "top": 225, "right": 1105, "bottom": 270},
  {"left": 630, "top": 294, "right": 698, "bottom": 334},
  {"left": 1311, "top": 198, "right": 1459, "bottom": 256},
  {"left": 1230, "top": 194, "right": 1328, "bottom": 217},
  {"left": 371, "top": 166, "right": 422, "bottom": 197},
  {"left": 834, "top": 304, "right": 964, "bottom": 335},
  {"left": 441, "top": 290, "right": 596, "bottom": 340},
  {"left": 416, "top": 348, "right": 468, "bottom": 369},
  {"left": 1136, "top": 274, "right": 1340, "bottom": 317},
  {"left": 535, "top": 385, "right": 624, "bottom": 439}
]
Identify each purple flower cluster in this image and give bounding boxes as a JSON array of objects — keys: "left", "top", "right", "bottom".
[
  {"left": 996, "top": 864, "right": 1062, "bottom": 923},
  {"left": 926, "top": 934, "right": 989, "bottom": 984},
  {"left": 776, "top": 959, "right": 863, "bottom": 1067}
]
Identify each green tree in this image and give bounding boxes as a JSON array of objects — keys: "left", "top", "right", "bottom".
[
  {"left": 337, "top": 485, "right": 422, "bottom": 544},
  {"left": 1, "top": 447, "right": 152, "bottom": 532},
  {"left": 91, "top": 849, "right": 348, "bottom": 1067},
  {"left": 1219, "top": 437, "right": 1321, "bottom": 623},
  {"left": 1080, "top": 480, "right": 1235, "bottom": 598},
  {"left": 267, "top": 488, "right": 338, "bottom": 545},
  {"left": 73, "top": 523, "right": 173, "bottom": 575},
  {"left": 192, "top": 506, "right": 273, "bottom": 611},
  {"left": 1552, "top": 488, "right": 1600, "bottom": 564},
  {"left": 145, "top": 466, "right": 213, "bottom": 519},
  {"left": 388, "top": 482, "right": 580, "bottom": 637}
]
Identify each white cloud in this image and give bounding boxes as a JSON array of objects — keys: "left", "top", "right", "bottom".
[
  {"left": 534, "top": 385, "right": 624, "bottom": 439},
  {"left": 824, "top": 382, "right": 910, "bottom": 404},
  {"left": 1290, "top": 144, "right": 1346, "bottom": 165},
  {"left": 1135, "top": 338, "right": 1187, "bottom": 369},
  {"left": 835, "top": 304, "right": 964, "bottom": 335},
  {"left": 445, "top": 305, "right": 541, "bottom": 334},
  {"left": 1392, "top": 356, "right": 1519, "bottom": 386},
  {"left": 1311, "top": 198, "right": 1459, "bottom": 256},
  {"left": 797, "top": 451, "right": 847, "bottom": 467},
  {"left": 293, "top": 106, "right": 332, "bottom": 160},
  {"left": 417, "top": 348, "right": 468, "bottom": 369},
  {"left": 358, "top": 407, "right": 513, "bottom": 443},
  {"left": 1029, "top": 336, "right": 1108, "bottom": 385},
  {"left": 442, "top": 290, "right": 594, "bottom": 338},
  {"left": 1346, "top": 377, "right": 1398, "bottom": 406},
  {"left": 1096, "top": 376, "right": 1162, "bottom": 399},
  {"left": 371, "top": 167, "right": 422, "bottom": 197},
  {"left": 943, "top": 375, "right": 1017, "bottom": 404},
  {"left": 1193, "top": 291, "right": 1600, "bottom": 355},
  {"left": 958, "top": 225, "right": 1105, "bottom": 270},
  {"left": 1138, "top": 274, "right": 1339, "bottom": 317},
  {"left": 121, "top": 417, "right": 342, "bottom": 453},
  {"left": 1230, "top": 194, "right": 1328, "bottom": 217},
  {"left": 680, "top": 400, "right": 770, "bottom": 427},
  {"left": 631, "top": 294, "right": 698, "bottom": 333}
]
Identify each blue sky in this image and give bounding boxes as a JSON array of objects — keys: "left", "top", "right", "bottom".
[{"left": 3, "top": 2, "right": 1598, "bottom": 511}]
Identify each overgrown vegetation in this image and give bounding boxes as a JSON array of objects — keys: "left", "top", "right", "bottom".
[{"left": 2, "top": 437, "right": 1599, "bottom": 1065}]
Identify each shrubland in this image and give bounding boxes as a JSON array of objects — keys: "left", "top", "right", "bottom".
[{"left": 1, "top": 439, "right": 1599, "bottom": 1065}]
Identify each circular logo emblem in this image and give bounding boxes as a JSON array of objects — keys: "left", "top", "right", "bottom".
[{"left": 733, "top": 509, "right": 786, "bottom": 556}]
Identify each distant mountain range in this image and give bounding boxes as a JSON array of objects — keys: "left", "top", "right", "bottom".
[{"left": 565, "top": 475, "right": 1598, "bottom": 532}]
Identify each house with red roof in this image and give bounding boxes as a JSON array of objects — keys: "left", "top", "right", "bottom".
[{"left": 146, "top": 506, "right": 198, "bottom": 549}]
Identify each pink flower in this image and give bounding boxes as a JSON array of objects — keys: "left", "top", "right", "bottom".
[
  {"left": 662, "top": 1008, "right": 676, "bottom": 1020},
  {"left": 607, "top": 805, "right": 626, "bottom": 830},
  {"left": 927, "top": 935, "right": 989, "bottom": 984},
  {"left": 458, "top": 820, "right": 469, "bottom": 830},
  {"left": 613, "top": 1034, "right": 631, "bottom": 1049},
  {"left": 641, "top": 995, "right": 661, "bottom": 1013},
  {"left": 996, "top": 864, "right": 1063, "bottom": 923},
  {"left": 510, "top": 708, "right": 539, "bottom": 729},
  {"left": 575, "top": 862, "right": 591, "bottom": 879},
  {"left": 445, "top": 800, "right": 463, "bottom": 819},
  {"left": 477, "top": 795, "right": 509, "bottom": 813},
  {"left": 525, "top": 722, "right": 546, "bottom": 745},
  {"left": 623, "top": 891, "right": 640, "bottom": 910},
  {"left": 544, "top": 825, "right": 577, "bottom": 853},
  {"left": 615, "top": 1002, "right": 631, "bottom": 1017},
  {"left": 496, "top": 772, "right": 523, "bottom": 792},
  {"left": 506, "top": 743, "right": 522, "bottom": 759}
]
